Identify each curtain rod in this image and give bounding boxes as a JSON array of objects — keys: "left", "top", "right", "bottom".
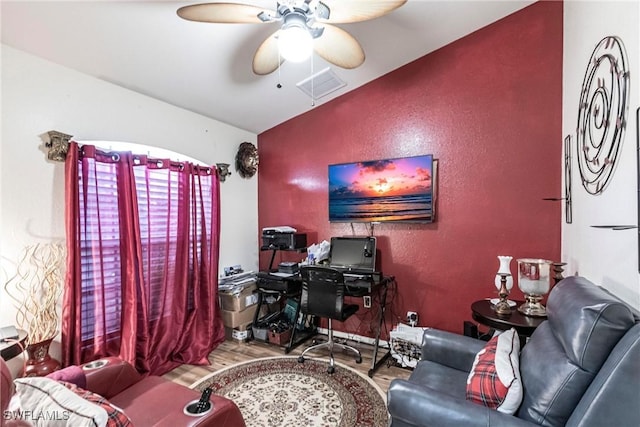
[{"left": 43, "top": 130, "right": 231, "bottom": 181}]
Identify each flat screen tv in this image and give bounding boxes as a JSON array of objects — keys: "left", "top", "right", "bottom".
[{"left": 328, "top": 154, "right": 435, "bottom": 223}]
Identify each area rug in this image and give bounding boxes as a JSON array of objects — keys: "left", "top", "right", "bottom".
[{"left": 191, "top": 356, "right": 388, "bottom": 427}]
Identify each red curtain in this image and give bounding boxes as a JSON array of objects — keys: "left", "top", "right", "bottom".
[{"left": 62, "top": 142, "right": 225, "bottom": 375}]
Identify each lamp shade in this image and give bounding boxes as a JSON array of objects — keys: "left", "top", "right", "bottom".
[{"left": 278, "top": 14, "right": 313, "bottom": 63}]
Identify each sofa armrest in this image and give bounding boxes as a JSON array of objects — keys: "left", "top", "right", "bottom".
[
  {"left": 82, "top": 357, "right": 143, "bottom": 399},
  {"left": 421, "top": 328, "right": 485, "bottom": 372},
  {"left": 387, "top": 379, "right": 535, "bottom": 427}
]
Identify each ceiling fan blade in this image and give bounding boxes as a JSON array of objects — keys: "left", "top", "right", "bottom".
[
  {"left": 318, "top": 0, "right": 407, "bottom": 24},
  {"left": 313, "top": 24, "right": 364, "bottom": 69},
  {"left": 253, "top": 30, "right": 284, "bottom": 75},
  {"left": 177, "top": 2, "right": 269, "bottom": 24}
]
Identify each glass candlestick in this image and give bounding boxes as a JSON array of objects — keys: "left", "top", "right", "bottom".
[{"left": 494, "top": 256, "right": 513, "bottom": 291}]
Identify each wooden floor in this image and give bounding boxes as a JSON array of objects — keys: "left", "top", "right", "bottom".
[{"left": 162, "top": 336, "right": 412, "bottom": 393}]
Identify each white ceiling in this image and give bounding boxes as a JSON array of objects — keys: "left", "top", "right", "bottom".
[{"left": 1, "top": 0, "right": 535, "bottom": 134}]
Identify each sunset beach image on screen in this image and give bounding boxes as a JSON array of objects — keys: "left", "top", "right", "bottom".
[{"left": 328, "top": 155, "right": 434, "bottom": 223}]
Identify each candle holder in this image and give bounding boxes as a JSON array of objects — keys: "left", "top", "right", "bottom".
[
  {"left": 552, "top": 262, "right": 567, "bottom": 285},
  {"left": 517, "top": 258, "right": 553, "bottom": 317},
  {"left": 494, "top": 273, "right": 512, "bottom": 316},
  {"left": 494, "top": 256, "right": 513, "bottom": 291}
]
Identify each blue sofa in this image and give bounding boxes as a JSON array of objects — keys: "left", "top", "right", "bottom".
[{"left": 387, "top": 276, "right": 640, "bottom": 426}]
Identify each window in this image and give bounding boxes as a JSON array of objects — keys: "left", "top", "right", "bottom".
[{"left": 72, "top": 142, "right": 217, "bottom": 361}]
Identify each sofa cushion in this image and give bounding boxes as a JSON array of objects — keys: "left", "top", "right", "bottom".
[
  {"left": 46, "top": 365, "right": 87, "bottom": 389},
  {"left": 465, "top": 328, "right": 522, "bottom": 414},
  {"left": 12, "top": 376, "right": 131, "bottom": 426},
  {"left": 517, "top": 277, "right": 637, "bottom": 426},
  {"left": 410, "top": 360, "right": 470, "bottom": 399},
  {"left": 547, "top": 277, "right": 636, "bottom": 373},
  {"left": 566, "top": 323, "right": 640, "bottom": 427},
  {"left": 109, "top": 375, "right": 245, "bottom": 426}
]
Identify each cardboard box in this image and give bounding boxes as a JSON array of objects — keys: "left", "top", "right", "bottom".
[
  {"left": 221, "top": 304, "right": 256, "bottom": 328},
  {"left": 221, "top": 303, "right": 268, "bottom": 329},
  {"left": 232, "top": 328, "right": 251, "bottom": 342},
  {"left": 219, "top": 282, "right": 258, "bottom": 312},
  {"left": 225, "top": 321, "right": 253, "bottom": 342}
]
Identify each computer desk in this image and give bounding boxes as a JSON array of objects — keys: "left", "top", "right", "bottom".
[
  {"left": 254, "top": 271, "right": 394, "bottom": 378},
  {"left": 346, "top": 274, "right": 395, "bottom": 377}
]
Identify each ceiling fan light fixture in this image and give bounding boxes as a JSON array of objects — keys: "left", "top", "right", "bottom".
[
  {"left": 278, "top": 13, "right": 313, "bottom": 63},
  {"left": 177, "top": 0, "right": 407, "bottom": 75}
]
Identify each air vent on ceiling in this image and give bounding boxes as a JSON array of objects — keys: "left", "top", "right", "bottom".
[{"left": 296, "top": 67, "right": 346, "bottom": 100}]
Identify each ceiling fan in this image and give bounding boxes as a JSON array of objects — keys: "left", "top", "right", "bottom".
[{"left": 177, "top": 0, "right": 407, "bottom": 75}]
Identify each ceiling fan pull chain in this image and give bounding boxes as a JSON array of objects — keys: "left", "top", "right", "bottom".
[{"left": 277, "top": 39, "right": 283, "bottom": 89}]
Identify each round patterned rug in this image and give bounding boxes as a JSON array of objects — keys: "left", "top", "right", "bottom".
[{"left": 191, "top": 356, "right": 388, "bottom": 427}]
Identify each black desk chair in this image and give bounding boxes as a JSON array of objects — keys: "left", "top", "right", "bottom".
[{"left": 297, "top": 266, "right": 362, "bottom": 374}]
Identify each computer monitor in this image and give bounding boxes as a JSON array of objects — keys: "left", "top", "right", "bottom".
[{"left": 329, "top": 236, "right": 377, "bottom": 272}]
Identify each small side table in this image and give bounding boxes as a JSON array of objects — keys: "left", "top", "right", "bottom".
[
  {"left": 0, "top": 329, "right": 27, "bottom": 361},
  {"left": 471, "top": 300, "right": 546, "bottom": 340}
]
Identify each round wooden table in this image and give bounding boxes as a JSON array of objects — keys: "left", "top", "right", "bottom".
[{"left": 471, "top": 300, "right": 546, "bottom": 338}]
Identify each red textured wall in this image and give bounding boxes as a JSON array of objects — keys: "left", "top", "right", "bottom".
[{"left": 257, "top": 1, "right": 563, "bottom": 337}]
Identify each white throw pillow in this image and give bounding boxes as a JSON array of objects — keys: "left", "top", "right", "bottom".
[
  {"left": 466, "top": 328, "right": 523, "bottom": 414},
  {"left": 12, "top": 377, "right": 108, "bottom": 427}
]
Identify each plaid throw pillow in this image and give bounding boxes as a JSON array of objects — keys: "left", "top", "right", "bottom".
[
  {"left": 466, "top": 328, "right": 523, "bottom": 414},
  {"left": 60, "top": 381, "right": 133, "bottom": 427}
]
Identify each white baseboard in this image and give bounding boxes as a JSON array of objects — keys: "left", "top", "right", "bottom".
[{"left": 315, "top": 327, "right": 389, "bottom": 348}]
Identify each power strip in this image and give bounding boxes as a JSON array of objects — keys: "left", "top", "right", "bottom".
[{"left": 315, "top": 327, "right": 389, "bottom": 347}]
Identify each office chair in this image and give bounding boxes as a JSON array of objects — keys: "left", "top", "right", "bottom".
[{"left": 297, "top": 266, "right": 362, "bottom": 374}]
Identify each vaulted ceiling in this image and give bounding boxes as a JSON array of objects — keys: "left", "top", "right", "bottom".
[{"left": 1, "top": 1, "right": 534, "bottom": 134}]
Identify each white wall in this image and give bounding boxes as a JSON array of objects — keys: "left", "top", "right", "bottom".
[
  {"left": 562, "top": 1, "right": 639, "bottom": 308},
  {"left": 0, "top": 46, "right": 260, "bottom": 350}
]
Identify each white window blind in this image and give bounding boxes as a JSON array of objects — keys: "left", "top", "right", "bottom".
[
  {"left": 79, "top": 158, "right": 214, "bottom": 350},
  {"left": 79, "top": 160, "right": 122, "bottom": 345}
]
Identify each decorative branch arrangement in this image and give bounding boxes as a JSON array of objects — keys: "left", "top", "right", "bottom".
[{"left": 3, "top": 243, "right": 65, "bottom": 345}]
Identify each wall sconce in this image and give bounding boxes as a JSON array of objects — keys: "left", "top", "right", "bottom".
[{"left": 216, "top": 163, "right": 231, "bottom": 182}]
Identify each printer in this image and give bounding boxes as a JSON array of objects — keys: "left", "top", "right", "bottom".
[{"left": 261, "top": 226, "right": 307, "bottom": 250}]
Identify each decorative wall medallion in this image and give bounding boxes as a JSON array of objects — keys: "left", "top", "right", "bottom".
[
  {"left": 576, "top": 36, "right": 630, "bottom": 195},
  {"left": 235, "top": 142, "right": 259, "bottom": 178}
]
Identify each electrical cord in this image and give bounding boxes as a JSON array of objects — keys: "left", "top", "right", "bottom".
[
  {"left": 389, "top": 337, "right": 422, "bottom": 368},
  {"left": 383, "top": 277, "right": 404, "bottom": 325}
]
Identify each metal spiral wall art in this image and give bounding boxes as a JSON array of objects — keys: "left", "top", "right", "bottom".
[{"left": 576, "top": 36, "right": 630, "bottom": 195}]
